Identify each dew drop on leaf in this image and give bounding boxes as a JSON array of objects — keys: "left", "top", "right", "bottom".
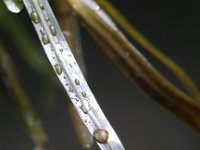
[
  {"left": 41, "top": 33, "right": 50, "bottom": 45},
  {"left": 54, "top": 64, "right": 62, "bottom": 75},
  {"left": 93, "top": 129, "right": 109, "bottom": 144},
  {"left": 3, "top": 0, "right": 24, "bottom": 13},
  {"left": 75, "top": 79, "right": 80, "bottom": 85},
  {"left": 30, "top": 9, "right": 40, "bottom": 24},
  {"left": 81, "top": 92, "right": 86, "bottom": 98},
  {"left": 49, "top": 25, "right": 57, "bottom": 36}
]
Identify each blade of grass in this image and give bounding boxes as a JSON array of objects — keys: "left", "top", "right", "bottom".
[
  {"left": 55, "top": 1, "right": 93, "bottom": 148},
  {"left": 95, "top": 0, "right": 200, "bottom": 101},
  {"left": 68, "top": 102, "right": 93, "bottom": 149},
  {"left": 55, "top": 0, "right": 87, "bottom": 76},
  {"left": 22, "top": 0, "right": 125, "bottom": 149}
]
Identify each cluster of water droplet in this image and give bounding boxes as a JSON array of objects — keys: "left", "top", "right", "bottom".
[{"left": 22, "top": 0, "right": 125, "bottom": 149}]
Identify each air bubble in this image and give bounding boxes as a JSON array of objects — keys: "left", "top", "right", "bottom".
[
  {"left": 31, "top": 10, "right": 40, "bottom": 24},
  {"left": 54, "top": 64, "right": 62, "bottom": 75},
  {"left": 93, "top": 129, "right": 109, "bottom": 144},
  {"left": 49, "top": 25, "right": 57, "bottom": 36},
  {"left": 75, "top": 79, "right": 80, "bottom": 85}
]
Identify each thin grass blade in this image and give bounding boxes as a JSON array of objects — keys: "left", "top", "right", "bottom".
[{"left": 22, "top": 0, "right": 125, "bottom": 149}]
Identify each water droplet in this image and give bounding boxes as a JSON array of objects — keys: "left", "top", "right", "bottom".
[
  {"left": 69, "top": 87, "right": 73, "bottom": 92},
  {"left": 75, "top": 79, "right": 80, "bottom": 85},
  {"left": 30, "top": 10, "right": 40, "bottom": 24},
  {"left": 49, "top": 25, "right": 57, "bottom": 36},
  {"left": 46, "top": 16, "right": 49, "bottom": 21},
  {"left": 3, "top": 0, "right": 24, "bottom": 13},
  {"left": 43, "top": 11, "right": 49, "bottom": 21},
  {"left": 63, "top": 30, "right": 71, "bottom": 39},
  {"left": 75, "top": 98, "right": 80, "bottom": 102},
  {"left": 84, "top": 118, "right": 88, "bottom": 123},
  {"left": 81, "top": 92, "right": 86, "bottom": 98},
  {"left": 42, "top": 33, "right": 50, "bottom": 45},
  {"left": 54, "top": 64, "right": 62, "bottom": 75},
  {"left": 40, "top": 3, "right": 44, "bottom": 10},
  {"left": 56, "top": 43, "right": 63, "bottom": 52},
  {"left": 80, "top": 105, "right": 89, "bottom": 114},
  {"left": 93, "top": 129, "right": 109, "bottom": 144},
  {"left": 84, "top": 143, "right": 91, "bottom": 149},
  {"left": 69, "top": 63, "right": 73, "bottom": 68},
  {"left": 96, "top": 5, "right": 100, "bottom": 10}
]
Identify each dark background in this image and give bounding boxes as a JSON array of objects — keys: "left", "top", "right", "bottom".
[{"left": 0, "top": 0, "right": 200, "bottom": 149}]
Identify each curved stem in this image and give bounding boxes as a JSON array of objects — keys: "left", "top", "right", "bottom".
[
  {"left": 0, "top": 43, "right": 48, "bottom": 149},
  {"left": 66, "top": 0, "right": 200, "bottom": 133},
  {"left": 95, "top": 0, "right": 200, "bottom": 101}
]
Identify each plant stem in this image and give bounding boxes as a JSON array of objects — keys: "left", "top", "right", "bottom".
[
  {"left": 66, "top": 0, "right": 200, "bottom": 133},
  {"left": 95, "top": 0, "right": 200, "bottom": 101},
  {"left": 0, "top": 43, "right": 48, "bottom": 149}
]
